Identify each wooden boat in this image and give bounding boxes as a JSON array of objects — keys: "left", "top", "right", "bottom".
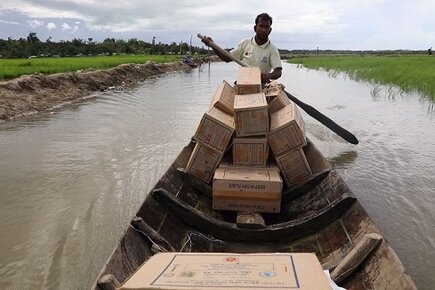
[{"left": 92, "top": 134, "right": 416, "bottom": 289}]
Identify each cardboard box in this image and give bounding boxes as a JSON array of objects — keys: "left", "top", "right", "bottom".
[
  {"left": 232, "top": 137, "right": 269, "bottom": 167},
  {"left": 194, "top": 107, "right": 235, "bottom": 152},
  {"left": 186, "top": 142, "right": 224, "bottom": 183},
  {"left": 268, "top": 102, "right": 306, "bottom": 156},
  {"left": 210, "top": 80, "right": 236, "bottom": 115},
  {"left": 268, "top": 90, "right": 291, "bottom": 114},
  {"left": 212, "top": 167, "right": 282, "bottom": 213},
  {"left": 275, "top": 147, "right": 312, "bottom": 187},
  {"left": 263, "top": 80, "right": 282, "bottom": 96},
  {"left": 119, "top": 252, "right": 332, "bottom": 290},
  {"left": 218, "top": 157, "right": 281, "bottom": 174},
  {"left": 264, "top": 81, "right": 283, "bottom": 104},
  {"left": 213, "top": 198, "right": 281, "bottom": 213},
  {"left": 234, "top": 93, "right": 269, "bottom": 137},
  {"left": 236, "top": 67, "right": 262, "bottom": 94}
]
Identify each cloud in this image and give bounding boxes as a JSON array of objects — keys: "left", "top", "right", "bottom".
[
  {"left": 46, "top": 22, "right": 56, "bottom": 31},
  {"left": 28, "top": 19, "right": 44, "bottom": 29},
  {"left": 62, "top": 23, "right": 72, "bottom": 30},
  {"left": 1, "top": 0, "right": 434, "bottom": 49},
  {"left": 0, "top": 19, "right": 20, "bottom": 25},
  {"left": 61, "top": 22, "right": 78, "bottom": 33}
]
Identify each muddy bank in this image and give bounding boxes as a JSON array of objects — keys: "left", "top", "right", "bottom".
[{"left": 0, "top": 61, "right": 197, "bottom": 121}]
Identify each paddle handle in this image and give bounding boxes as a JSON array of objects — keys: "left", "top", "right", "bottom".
[{"left": 197, "top": 34, "right": 247, "bottom": 67}]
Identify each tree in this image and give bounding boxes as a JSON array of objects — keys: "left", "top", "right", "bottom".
[
  {"left": 27, "top": 32, "right": 40, "bottom": 43},
  {"left": 0, "top": 35, "right": 210, "bottom": 59}
]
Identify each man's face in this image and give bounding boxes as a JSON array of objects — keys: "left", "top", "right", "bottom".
[{"left": 254, "top": 18, "right": 272, "bottom": 42}]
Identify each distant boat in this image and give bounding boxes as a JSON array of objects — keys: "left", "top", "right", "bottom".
[{"left": 182, "top": 55, "right": 198, "bottom": 67}]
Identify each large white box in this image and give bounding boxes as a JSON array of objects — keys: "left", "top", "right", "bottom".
[{"left": 119, "top": 252, "right": 332, "bottom": 290}]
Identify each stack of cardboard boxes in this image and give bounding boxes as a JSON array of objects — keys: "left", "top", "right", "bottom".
[
  {"left": 185, "top": 80, "right": 235, "bottom": 183},
  {"left": 186, "top": 67, "right": 312, "bottom": 214}
]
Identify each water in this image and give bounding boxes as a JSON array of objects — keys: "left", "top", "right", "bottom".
[{"left": 0, "top": 62, "right": 434, "bottom": 289}]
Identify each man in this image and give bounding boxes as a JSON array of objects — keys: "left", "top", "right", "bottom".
[{"left": 202, "top": 13, "right": 282, "bottom": 83}]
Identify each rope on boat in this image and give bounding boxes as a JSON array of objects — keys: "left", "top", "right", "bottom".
[
  {"left": 181, "top": 230, "right": 225, "bottom": 252},
  {"left": 128, "top": 223, "right": 168, "bottom": 253}
]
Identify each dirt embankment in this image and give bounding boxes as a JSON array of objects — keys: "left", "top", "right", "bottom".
[{"left": 0, "top": 61, "right": 198, "bottom": 121}]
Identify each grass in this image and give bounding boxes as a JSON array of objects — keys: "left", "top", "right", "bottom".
[
  {"left": 0, "top": 54, "right": 182, "bottom": 81},
  {"left": 288, "top": 55, "right": 435, "bottom": 100}
]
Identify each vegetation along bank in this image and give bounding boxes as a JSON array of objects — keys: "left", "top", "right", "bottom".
[
  {"left": 0, "top": 55, "right": 183, "bottom": 81},
  {"left": 288, "top": 55, "right": 435, "bottom": 100}
]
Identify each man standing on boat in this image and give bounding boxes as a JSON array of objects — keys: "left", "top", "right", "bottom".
[{"left": 201, "top": 13, "right": 282, "bottom": 83}]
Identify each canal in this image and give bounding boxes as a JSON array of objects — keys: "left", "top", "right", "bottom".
[{"left": 0, "top": 62, "right": 434, "bottom": 289}]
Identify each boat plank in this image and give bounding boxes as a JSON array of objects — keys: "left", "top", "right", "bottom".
[
  {"left": 151, "top": 187, "right": 356, "bottom": 242},
  {"left": 131, "top": 217, "right": 175, "bottom": 252},
  {"left": 94, "top": 228, "right": 152, "bottom": 290}
]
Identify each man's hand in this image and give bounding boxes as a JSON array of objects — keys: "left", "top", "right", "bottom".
[
  {"left": 261, "top": 73, "right": 271, "bottom": 83},
  {"left": 201, "top": 36, "right": 213, "bottom": 47},
  {"left": 263, "top": 68, "right": 282, "bottom": 83}
]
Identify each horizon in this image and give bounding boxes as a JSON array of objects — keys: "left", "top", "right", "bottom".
[{"left": 1, "top": 34, "right": 431, "bottom": 53}]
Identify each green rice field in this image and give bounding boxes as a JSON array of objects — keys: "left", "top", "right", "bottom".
[
  {"left": 288, "top": 55, "right": 435, "bottom": 100},
  {"left": 0, "top": 55, "right": 182, "bottom": 81}
]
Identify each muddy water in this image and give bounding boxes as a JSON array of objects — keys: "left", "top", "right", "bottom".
[{"left": 0, "top": 62, "right": 434, "bottom": 289}]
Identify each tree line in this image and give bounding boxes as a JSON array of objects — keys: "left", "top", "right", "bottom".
[
  {"left": 0, "top": 32, "right": 210, "bottom": 58},
  {"left": 1, "top": 32, "right": 429, "bottom": 59}
]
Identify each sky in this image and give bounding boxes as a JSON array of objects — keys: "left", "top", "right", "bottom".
[{"left": 1, "top": 0, "right": 434, "bottom": 51}]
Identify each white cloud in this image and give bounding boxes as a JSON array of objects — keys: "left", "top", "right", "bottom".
[
  {"left": 46, "top": 22, "right": 56, "bottom": 30},
  {"left": 72, "top": 25, "right": 79, "bottom": 33},
  {"left": 27, "top": 19, "right": 44, "bottom": 28},
  {"left": 62, "top": 23, "right": 72, "bottom": 30},
  {"left": 0, "top": 19, "right": 20, "bottom": 25}
]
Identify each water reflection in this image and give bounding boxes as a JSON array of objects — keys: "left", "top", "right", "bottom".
[
  {"left": 370, "top": 85, "right": 402, "bottom": 101},
  {"left": 305, "top": 122, "right": 349, "bottom": 144},
  {"left": 329, "top": 150, "right": 358, "bottom": 169},
  {"left": 326, "top": 105, "right": 346, "bottom": 110},
  {"left": 428, "top": 102, "right": 435, "bottom": 116},
  {"left": 424, "top": 99, "right": 435, "bottom": 117}
]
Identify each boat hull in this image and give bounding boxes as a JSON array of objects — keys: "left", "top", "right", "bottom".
[{"left": 92, "top": 141, "right": 416, "bottom": 290}]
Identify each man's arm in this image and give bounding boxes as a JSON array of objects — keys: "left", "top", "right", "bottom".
[
  {"left": 201, "top": 36, "right": 232, "bottom": 62},
  {"left": 261, "top": 68, "right": 282, "bottom": 83},
  {"left": 262, "top": 44, "right": 283, "bottom": 82}
]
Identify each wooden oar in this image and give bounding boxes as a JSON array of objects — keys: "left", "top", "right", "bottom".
[
  {"left": 197, "top": 34, "right": 359, "bottom": 145},
  {"left": 284, "top": 91, "right": 358, "bottom": 144}
]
